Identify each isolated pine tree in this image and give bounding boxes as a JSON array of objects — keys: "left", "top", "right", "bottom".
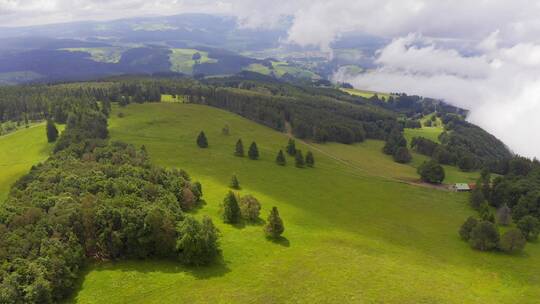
[
  {"left": 295, "top": 150, "right": 305, "bottom": 168},
  {"left": 248, "top": 142, "right": 259, "bottom": 160},
  {"left": 230, "top": 175, "right": 240, "bottom": 189},
  {"left": 265, "top": 207, "right": 284, "bottom": 238},
  {"left": 286, "top": 138, "right": 296, "bottom": 156},
  {"left": 276, "top": 150, "right": 286, "bottom": 166},
  {"left": 222, "top": 191, "right": 240, "bottom": 224},
  {"left": 197, "top": 131, "right": 208, "bottom": 148},
  {"left": 235, "top": 139, "right": 244, "bottom": 157},
  {"left": 305, "top": 151, "right": 315, "bottom": 167},
  {"left": 46, "top": 119, "right": 59, "bottom": 143}
]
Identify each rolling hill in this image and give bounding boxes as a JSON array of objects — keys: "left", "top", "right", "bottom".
[{"left": 60, "top": 102, "right": 540, "bottom": 303}]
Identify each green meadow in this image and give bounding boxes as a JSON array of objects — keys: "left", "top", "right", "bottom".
[
  {"left": 341, "top": 87, "right": 392, "bottom": 101},
  {"left": 169, "top": 49, "right": 216, "bottom": 74},
  {"left": 64, "top": 102, "right": 540, "bottom": 303},
  {"left": 0, "top": 124, "right": 58, "bottom": 201}
]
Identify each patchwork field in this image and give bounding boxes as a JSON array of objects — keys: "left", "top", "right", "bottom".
[
  {"left": 342, "top": 87, "right": 392, "bottom": 101},
  {"left": 0, "top": 124, "right": 58, "bottom": 202},
  {"left": 169, "top": 49, "right": 216, "bottom": 74},
  {"left": 64, "top": 102, "right": 540, "bottom": 303}
]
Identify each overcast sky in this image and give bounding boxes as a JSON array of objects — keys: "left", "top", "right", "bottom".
[{"left": 2, "top": 0, "right": 540, "bottom": 157}]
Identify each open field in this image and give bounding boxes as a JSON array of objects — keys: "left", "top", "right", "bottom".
[
  {"left": 245, "top": 62, "right": 319, "bottom": 80},
  {"left": 169, "top": 49, "right": 216, "bottom": 74},
  {"left": 63, "top": 102, "right": 540, "bottom": 303},
  {"left": 341, "top": 88, "right": 392, "bottom": 101},
  {"left": 0, "top": 124, "right": 58, "bottom": 202},
  {"left": 62, "top": 47, "right": 123, "bottom": 63}
]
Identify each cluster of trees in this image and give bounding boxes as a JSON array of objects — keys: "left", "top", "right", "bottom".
[
  {"left": 459, "top": 158, "right": 540, "bottom": 254},
  {"left": 220, "top": 191, "right": 284, "bottom": 238},
  {"left": 383, "top": 128, "right": 412, "bottom": 164},
  {"left": 233, "top": 138, "right": 259, "bottom": 160},
  {"left": 282, "top": 139, "right": 314, "bottom": 168},
  {"left": 459, "top": 217, "right": 526, "bottom": 253},
  {"left": 0, "top": 103, "right": 220, "bottom": 303},
  {"left": 417, "top": 160, "right": 445, "bottom": 184}
]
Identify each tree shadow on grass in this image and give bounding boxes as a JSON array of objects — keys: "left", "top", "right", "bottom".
[
  {"left": 67, "top": 255, "right": 231, "bottom": 302},
  {"left": 266, "top": 236, "right": 290, "bottom": 247}
]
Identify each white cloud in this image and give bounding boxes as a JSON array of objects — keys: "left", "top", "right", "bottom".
[{"left": 334, "top": 34, "right": 540, "bottom": 158}]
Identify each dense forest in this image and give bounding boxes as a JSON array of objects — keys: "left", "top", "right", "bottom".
[
  {"left": 0, "top": 99, "right": 219, "bottom": 303},
  {"left": 0, "top": 74, "right": 512, "bottom": 171}
]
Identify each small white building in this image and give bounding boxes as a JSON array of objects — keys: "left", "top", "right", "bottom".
[{"left": 453, "top": 183, "right": 471, "bottom": 192}]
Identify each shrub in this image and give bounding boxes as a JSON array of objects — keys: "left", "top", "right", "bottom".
[
  {"left": 417, "top": 160, "right": 445, "bottom": 184},
  {"left": 239, "top": 195, "right": 262, "bottom": 221}
]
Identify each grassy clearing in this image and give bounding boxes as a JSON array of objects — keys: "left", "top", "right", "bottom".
[
  {"left": 62, "top": 48, "right": 123, "bottom": 63},
  {"left": 0, "top": 124, "right": 59, "bottom": 202},
  {"left": 404, "top": 126, "right": 443, "bottom": 144},
  {"left": 66, "top": 103, "right": 540, "bottom": 303},
  {"left": 169, "top": 49, "right": 216, "bottom": 74},
  {"left": 341, "top": 88, "right": 392, "bottom": 101},
  {"left": 244, "top": 62, "right": 319, "bottom": 80},
  {"left": 161, "top": 94, "right": 185, "bottom": 103}
]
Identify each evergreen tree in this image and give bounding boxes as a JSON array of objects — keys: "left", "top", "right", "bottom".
[
  {"left": 295, "top": 150, "right": 305, "bottom": 168},
  {"left": 196, "top": 131, "right": 208, "bottom": 148},
  {"left": 230, "top": 175, "right": 240, "bottom": 189},
  {"left": 235, "top": 139, "right": 244, "bottom": 157},
  {"left": 248, "top": 142, "right": 259, "bottom": 160},
  {"left": 276, "top": 150, "right": 286, "bottom": 166},
  {"left": 286, "top": 138, "right": 296, "bottom": 156},
  {"left": 265, "top": 207, "right": 284, "bottom": 238},
  {"left": 222, "top": 191, "right": 240, "bottom": 224},
  {"left": 305, "top": 151, "right": 315, "bottom": 167},
  {"left": 46, "top": 119, "right": 58, "bottom": 143}
]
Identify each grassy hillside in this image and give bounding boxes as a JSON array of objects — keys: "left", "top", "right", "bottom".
[
  {"left": 169, "top": 49, "right": 216, "bottom": 74},
  {"left": 342, "top": 87, "right": 392, "bottom": 101},
  {"left": 67, "top": 103, "right": 540, "bottom": 303},
  {"left": 0, "top": 124, "right": 57, "bottom": 202}
]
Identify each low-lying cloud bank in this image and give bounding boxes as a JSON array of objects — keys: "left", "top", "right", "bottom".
[{"left": 334, "top": 33, "right": 540, "bottom": 158}]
